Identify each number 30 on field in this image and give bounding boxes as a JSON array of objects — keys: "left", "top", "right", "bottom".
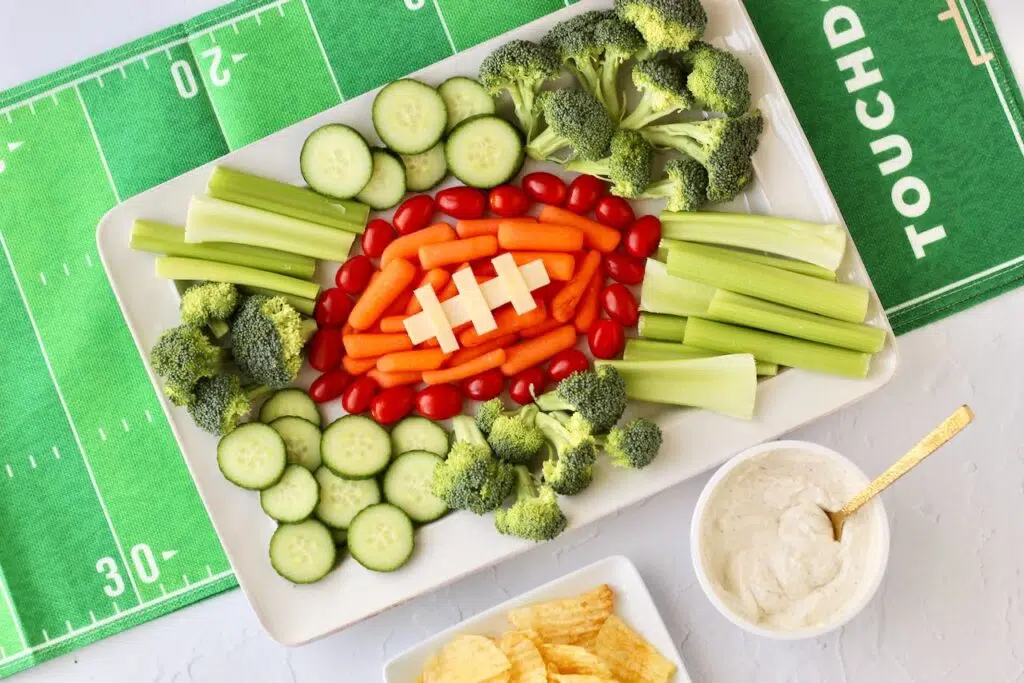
[
  {"left": 170, "top": 46, "right": 231, "bottom": 99},
  {"left": 96, "top": 544, "right": 161, "bottom": 597}
]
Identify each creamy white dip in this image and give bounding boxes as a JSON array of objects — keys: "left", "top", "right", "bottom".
[{"left": 699, "top": 448, "right": 883, "bottom": 632}]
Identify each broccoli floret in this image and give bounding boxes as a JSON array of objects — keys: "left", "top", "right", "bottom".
[
  {"left": 495, "top": 466, "right": 568, "bottom": 541},
  {"left": 565, "top": 129, "right": 654, "bottom": 199},
  {"left": 488, "top": 404, "right": 546, "bottom": 465},
  {"left": 640, "top": 156, "right": 708, "bottom": 211},
  {"left": 615, "top": 0, "right": 707, "bottom": 53},
  {"left": 432, "top": 416, "right": 515, "bottom": 514},
  {"left": 620, "top": 58, "right": 693, "bottom": 130},
  {"left": 542, "top": 12, "right": 607, "bottom": 108},
  {"left": 230, "top": 295, "right": 316, "bottom": 389},
  {"left": 150, "top": 325, "right": 224, "bottom": 406},
  {"left": 526, "top": 89, "right": 615, "bottom": 163},
  {"left": 188, "top": 374, "right": 269, "bottom": 435},
  {"left": 680, "top": 42, "right": 751, "bottom": 117},
  {"left": 535, "top": 365, "right": 628, "bottom": 434},
  {"left": 536, "top": 412, "right": 598, "bottom": 496},
  {"left": 476, "top": 397, "right": 506, "bottom": 435},
  {"left": 641, "top": 110, "right": 763, "bottom": 202},
  {"left": 603, "top": 418, "right": 663, "bottom": 469},
  {"left": 593, "top": 14, "right": 648, "bottom": 119},
  {"left": 479, "top": 39, "right": 561, "bottom": 140},
  {"left": 180, "top": 282, "right": 239, "bottom": 328}
]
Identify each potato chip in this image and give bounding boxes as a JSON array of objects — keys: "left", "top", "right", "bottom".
[
  {"left": 422, "top": 634, "right": 511, "bottom": 683},
  {"left": 507, "top": 585, "right": 614, "bottom": 645},
  {"left": 496, "top": 630, "right": 548, "bottom": 683},
  {"left": 592, "top": 615, "right": 676, "bottom": 683},
  {"left": 548, "top": 676, "right": 618, "bottom": 683},
  {"left": 540, "top": 645, "right": 613, "bottom": 678}
]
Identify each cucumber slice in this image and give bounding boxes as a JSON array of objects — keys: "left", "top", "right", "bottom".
[
  {"left": 347, "top": 504, "right": 415, "bottom": 572},
  {"left": 438, "top": 76, "right": 496, "bottom": 132},
  {"left": 390, "top": 416, "right": 449, "bottom": 457},
  {"left": 445, "top": 115, "right": 525, "bottom": 189},
  {"left": 314, "top": 467, "right": 381, "bottom": 529},
  {"left": 382, "top": 451, "right": 448, "bottom": 523},
  {"left": 400, "top": 143, "right": 448, "bottom": 192},
  {"left": 355, "top": 149, "right": 407, "bottom": 210},
  {"left": 269, "top": 519, "right": 336, "bottom": 584},
  {"left": 217, "top": 423, "right": 287, "bottom": 490},
  {"left": 321, "top": 414, "right": 392, "bottom": 479},
  {"left": 260, "top": 465, "right": 319, "bottom": 522},
  {"left": 260, "top": 388, "right": 321, "bottom": 427},
  {"left": 372, "top": 79, "right": 447, "bottom": 155},
  {"left": 300, "top": 124, "right": 374, "bottom": 199},
  {"left": 269, "top": 416, "right": 322, "bottom": 471}
]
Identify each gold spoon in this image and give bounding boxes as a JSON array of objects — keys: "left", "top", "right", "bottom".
[{"left": 827, "top": 405, "right": 975, "bottom": 541}]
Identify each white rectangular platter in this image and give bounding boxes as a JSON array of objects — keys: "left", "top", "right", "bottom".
[
  {"left": 385, "top": 555, "right": 692, "bottom": 682},
  {"left": 96, "top": 0, "right": 899, "bottom": 647}
]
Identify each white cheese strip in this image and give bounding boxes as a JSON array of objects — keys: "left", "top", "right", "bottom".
[
  {"left": 409, "top": 285, "right": 459, "bottom": 352},
  {"left": 453, "top": 268, "right": 497, "bottom": 335},
  {"left": 492, "top": 253, "right": 535, "bottom": 314}
]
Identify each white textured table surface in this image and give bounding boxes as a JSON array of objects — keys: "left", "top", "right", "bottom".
[{"left": 4, "top": 3, "right": 1023, "bottom": 681}]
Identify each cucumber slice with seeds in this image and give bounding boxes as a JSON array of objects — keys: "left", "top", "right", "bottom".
[
  {"left": 438, "top": 76, "right": 496, "bottom": 132},
  {"left": 347, "top": 504, "right": 415, "bottom": 572},
  {"left": 269, "top": 416, "right": 322, "bottom": 471},
  {"left": 390, "top": 416, "right": 448, "bottom": 456},
  {"left": 400, "top": 143, "right": 448, "bottom": 192},
  {"left": 260, "top": 388, "right": 321, "bottom": 427},
  {"left": 300, "top": 124, "right": 373, "bottom": 199},
  {"left": 260, "top": 464, "right": 319, "bottom": 522},
  {"left": 314, "top": 467, "right": 381, "bottom": 529},
  {"left": 383, "top": 451, "right": 448, "bottom": 523},
  {"left": 321, "top": 414, "right": 391, "bottom": 479},
  {"left": 372, "top": 79, "right": 447, "bottom": 155},
  {"left": 269, "top": 520, "right": 336, "bottom": 584},
  {"left": 217, "top": 423, "right": 286, "bottom": 490},
  {"left": 355, "top": 148, "right": 407, "bottom": 210},
  {"left": 445, "top": 115, "right": 524, "bottom": 189}
]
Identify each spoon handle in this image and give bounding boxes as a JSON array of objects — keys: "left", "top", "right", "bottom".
[{"left": 835, "top": 405, "right": 975, "bottom": 519}]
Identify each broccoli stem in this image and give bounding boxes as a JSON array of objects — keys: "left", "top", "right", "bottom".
[
  {"left": 534, "top": 411, "right": 570, "bottom": 450},
  {"left": 512, "top": 465, "right": 537, "bottom": 499},
  {"left": 619, "top": 97, "right": 664, "bottom": 130},
  {"left": 622, "top": 338, "right": 778, "bottom": 376},
  {"left": 246, "top": 385, "right": 274, "bottom": 402},
  {"left": 452, "top": 415, "right": 489, "bottom": 448},
  {"left": 655, "top": 239, "right": 836, "bottom": 281},
  {"left": 208, "top": 319, "right": 230, "bottom": 339},
  {"left": 639, "top": 260, "right": 715, "bottom": 318},
  {"left": 155, "top": 256, "right": 321, "bottom": 301},
  {"left": 300, "top": 318, "right": 319, "bottom": 343},
  {"left": 599, "top": 62, "right": 624, "bottom": 121},
  {"left": 534, "top": 392, "right": 575, "bottom": 415},
  {"left": 563, "top": 158, "right": 611, "bottom": 178},
  {"left": 239, "top": 286, "right": 316, "bottom": 316},
  {"left": 526, "top": 127, "right": 570, "bottom": 162}
]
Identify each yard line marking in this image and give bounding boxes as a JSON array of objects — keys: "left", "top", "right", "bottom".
[
  {"left": 74, "top": 86, "right": 121, "bottom": 203},
  {"left": 39, "top": 272, "right": 47, "bottom": 286},
  {"left": 885, "top": 253, "right": 1024, "bottom": 314},
  {"left": 41, "top": 630, "right": 49, "bottom": 643},
  {"left": 112, "top": 602, "right": 120, "bottom": 614},
  {"left": 28, "top": 456, "right": 36, "bottom": 469},
  {"left": 85, "top": 253, "right": 93, "bottom": 268},
  {"left": 98, "top": 427, "right": 107, "bottom": 441},
  {"left": 89, "top": 611, "right": 97, "bottom": 624},
  {"left": 5, "top": 465, "right": 12, "bottom": 479},
  {"left": 0, "top": 230, "right": 143, "bottom": 605},
  {"left": 255, "top": 13, "right": 262, "bottom": 25},
  {"left": 121, "top": 418, "right": 130, "bottom": 432},
  {"left": 164, "top": 47, "right": 173, "bottom": 61},
  {"left": 52, "top": 445, "right": 61, "bottom": 460},
  {"left": 432, "top": 0, "right": 457, "bottom": 54},
  {"left": 231, "top": 21, "right": 239, "bottom": 34},
  {"left": 27, "top": 101, "right": 35, "bottom": 114},
  {"left": 162, "top": 549, "right": 177, "bottom": 561},
  {"left": 278, "top": 1, "right": 286, "bottom": 16},
  {"left": 0, "top": 646, "right": 5, "bottom": 659},
  {"left": 4, "top": 111, "right": 12, "bottom": 124},
  {"left": 183, "top": 574, "right": 190, "bottom": 586},
  {"left": 142, "top": 55, "right": 150, "bottom": 70},
  {"left": 208, "top": 31, "right": 217, "bottom": 45},
  {"left": 144, "top": 409, "right": 153, "bottom": 423},
  {"left": 0, "top": 571, "right": 28, "bottom": 650},
  {"left": 159, "top": 584, "right": 167, "bottom": 596},
  {"left": 118, "top": 66, "right": 127, "bottom": 79},
  {"left": 95, "top": 75, "right": 104, "bottom": 88},
  {"left": 207, "top": 565, "right": 214, "bottom": 578},
  {"left": 300, "top": 0, "right": 343, "bottom": 102},
  {"left": 62, "top": 262, "right": 69, "bottom": 276},
  {"left": 65, "top": 620, "right": 73, "bottom": 634}
]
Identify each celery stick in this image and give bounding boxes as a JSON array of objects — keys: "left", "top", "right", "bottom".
[
  {"left": 660, "top": 211, "right": 847, "bottom": 271},
  {"left": 638, "top": 312, "right": 687, "bottom": 341},
  {"left": 155, "top": 256, "right": 321, "bottom": 301},
  {"left": 131, "top": 220, "right": 316, "bottom": 280},
  {"left": 667, "top": 245, "right": 869, "bottom": 323},
  {"left": 659, "top": 238, "right": 836, "bottom": 280},
  {"left": 240, "top": 286, "right": 317, "bottom": 316},
  {"left": 207, "top": 166, "right": 369, "bottom": 233},
  {"left": 684, "top": 317, "right": 871, "bottom": 378},
  {"left": 623, "top": 339, "right": 778, "bottom": 375},
  {"left": 596, "top": 355, "right": 758, "bottom": 419},
  {"left": 640, "top": 259, "right": 715, "bottom": 317},
  {"left": 186, "top": 196, "right": 356, "bottom": 262},
  {"left": 709, "top": 290, "right": 886, "bottom": 353}
]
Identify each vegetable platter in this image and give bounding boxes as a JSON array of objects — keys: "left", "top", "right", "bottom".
[{"left": 96, "top": 0, "right": 898, "bottom": 646}]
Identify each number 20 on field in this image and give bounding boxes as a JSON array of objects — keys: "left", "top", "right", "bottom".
[
  {"left": 96, "top": 544, "right": 161, "bottom": 597},
  {"left": 170, "top": 46, "right": 231, "bottom": 99}
]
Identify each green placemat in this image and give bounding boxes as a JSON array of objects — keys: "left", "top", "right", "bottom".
[{"left": 0, "top": 0, "right": 1019, "bottom": 675}]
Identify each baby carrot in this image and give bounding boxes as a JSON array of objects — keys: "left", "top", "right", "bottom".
[
  {"left": 497, "top": 221, "right": 584, "bottom": 253},
  {"left": 381, "top": 223, "right": 456, "bottom": 268},
  {"left": 446, "top": 333, "right": 518, "bottom": 367},
  {"left": 368, "top": 368, "right": 422, "bottom": 388},
  {"left": 382, "top": 286, "right": 414, "bottom": 318},
  {"left": 552, "top": 250, "right": 602, "bottom": 323},
  {"left": 519, "top": 318, "right": 563, "bottom": 339},
  {"left": 419, "top": 235, "right": 498, "bottom": 270},
  {"left": 509, "top": 251, "right": 576, "bottom": 281},
  {"left": 343, "top": 333, "right": 413, "bottom": 358},
  {"left": 459, "top": 301, "right": 547, "bottom": 347},
  {"left": 342, "top": 355, "right": 378, "bottom": 375},
  {"left": 538, "top": 205, "right": 621, "bottom": 253},
  {"left": 349, "top": 258, "right": 418, "bottom": 330},
  {"left": 573, "top": 269, "right": 604, "bottom": 334},
  {"left": 455, "top": 216, "right": 535, "bottom": 239},
  {"left": 378, "top": 315, "right": 408, "bottom": 333},
  {"left": 422, "top": 349, "right": 506, "bottom": 385},
  {"left": 376, "top": 348, "right": 448, "bottom": 373},
  {"left": 405, "top": 268, "right": 451, "bottom": 315},
  {"left": 500, "top": 325, "right": 578, "bottom": 376}
]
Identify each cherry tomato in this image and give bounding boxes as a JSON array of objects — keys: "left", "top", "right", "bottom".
[
  {"left": 308, "top": 369, "right": 351, "bottom": 403},
  {"left": 624, "top": 215, "right": 661, "bottom": 259},
  {"left": 370, "top": 386, "right": 416, "bottom": 425},
  {"left": 522, "top": 172, "right": 567, "bottom": 206},
  {"left": 436, "top": 186, "right": 486, "bottom": 220},
  {"left": 392, "top": 195, "right": 435, "bottom": 235},
  {"left": 489, "top": 185, "right": 530, "bottom": 217},
  {"left": 308, "top": 327, "right": 343, "bottom": 372},
  {"left": 509, "top": 367, "right": 546, "bottom": 405},
  {"left": 361, "top": 219, "right": 395, "bottom": 258},
  {"left": 341, "top": 376, "right": 378, "bottom": 414},
  {"left": 588, "top": 319, "right": 625, "bottom": 360},
  {"left": 547, "top": 349, "right": 590, "bottom": 382},
  {"left": 601, "top": 283, "right": 639, "bottom": 326},
  {"left": 314, "top": 288, "right": 353, "bottom": 327},
  {"left": 595, "top": 196, "right": 635, "bottom": 230},
  {"left": 335, "top": 255, "right": 375, "bottom": 294},
  {"left": 565, "top": 174, "right": 606, "bottom": 214},
  {"left": 603, "top": 252, "right": 646, "bottom": 285},
  {"left": 461, "top": 369, "right": 505, "bottom": 401},
  {"left": 472, "top": 259, "right": 497, "bottom": 278},
  {"left": 415, "top": 384, "right": 463, "bottom": 420}
]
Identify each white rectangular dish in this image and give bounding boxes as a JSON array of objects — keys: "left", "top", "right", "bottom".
[
  {"left": 96, "top": 0, "right": 899, "bottom": 646},
  {"left": 384, "top": 555, "right": 691, "bottom": 682}
]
